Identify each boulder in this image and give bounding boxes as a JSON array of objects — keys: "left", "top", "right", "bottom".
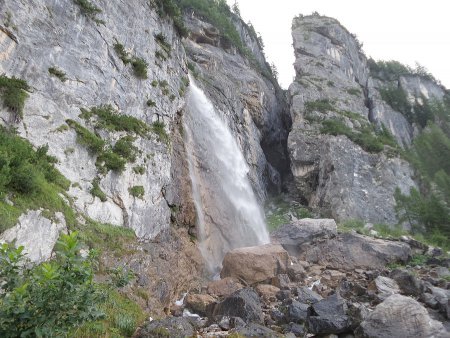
[
  {"left": 184, "top": 293, "right": 216, "bottom": 316},
  {"left": 296, "top": 286, "right": 323, "bottom": 304},
  {"left": 368, "top": 276, "right": 400, "bottom": 301},
  {"left": 287, "top": 300, "right": 310, "bottom": 323},
  {"left": 299, "top": 233, "right": 411, "bottom": 270},
  {"left": 271, "top": 219, "right": 337, "bottom": 255},
  {"left": 233, "top": 322, "right": 281, "bottom": 337},
  {"left": 255, "top": 284, "right": 280, "bottom": 302},
  {"left": 307, "top": 294, "right": 352, "bottom": 335},
  {"left": 389, "top": 269, "right": 424, "bottom": 296},
  {"left": 136, "top": 317, "right": 194, "bottom": 338},
  {"left": 212, "top": 288, "right": 263, "bottom": 323},
  {"left": 207, "top": 277, "right": 243, "bottom": 298},
  {"left": 356, "top": 294, "right": 448, "bottom": 338},
  {"left": 220, "top": 244, "right": 289, "bottom": 285}
]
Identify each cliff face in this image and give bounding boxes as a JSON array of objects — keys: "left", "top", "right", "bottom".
[
  {"left": 0, "top": 0, "right": 289, "bottom": 260},
  {"left": 287, "top": 15, "right": 447, "bottom": 224}
]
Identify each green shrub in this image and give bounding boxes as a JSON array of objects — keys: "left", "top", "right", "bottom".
[
  {"left": 155, "top": 50, "right": 167, "bottom": 61},
  {"left": 151, "top": 121, "right": 169, "bottom": 144},
  {"left": 133, "top": 165, "right": 146, "bottom": 175},
  {"left": 113, "top": 42, "right": 131, "bottom": 64},
  {"left": 0, "top": 75, "right": 29, "bottom": 121},
  {"left": 48, "top": 67, "right": 67, "bottom": 81},
  {"left": 131, "top": 57, "right": 148, "bottom": 79},
  {"left": 109, "top": 266, "right": 135, "bottom": 288},
  {"left": 9, "top": 163, "right": 39, "bottom": 194},
  {"left": 0, "top": 233, "right": 104, "bottom": 337},
  {"left": 73, "top": 0, "right": 104, "bottom": 24},
  {"left": 154, "top": 0, "right": 187, "bottom": 37},
  {"left": 346, "top": 88, "right": 361, "bottom": 96},
  {"left": 90, "top": 177, "right": 107, "bottom": 202},
  {"left": 113, "top": 136, "right": 138, "bottom": 162},
  {"left": 96, "top": 150, "right": 127, "bottom": 173},
  {"left": 79, "top": 105, "right": 150, "bottom": 136},
  {"left": 151, "top": 80, "right": 158, "bottom": 87},
  {"left": 305, "top": 99, "right": 335, "bottom": 113},
  {"left": 146, "top": 99, "right": 156, "bottom": 107},
  {"left": 66, "top": 119, "right": 105, "bottom": 153},
  {"left": 379, "top": 86, "right": 412, "bottom": 121},
  {"left": 129, "top": 185, "right": 145, "bottom": 199},
  {"left": 155, "top": 33, "right": 172, "bottom": 54},
  {"left": 320, "top": 119, "right": 352, "bottom": 136}
]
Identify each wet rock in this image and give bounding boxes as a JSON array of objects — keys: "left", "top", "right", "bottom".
[
  {"left": 255, "top": 284, "right": 280, "bottom": 302},
  {"left": 389, "top": 269, "right": 424, "bottom": 296},
  {"left": 307, "top": 294, "right": 351, "bottom": 335},
  {"left": 207, "top": 277, "right": 243, "bottom": 298},
  {"left": 212, "top": 288, "right": 263, "bottom": 323},
  {"left": 295, "top": 286, "right": 323, "bottom": 304},
  {"left": 220, "top": 244, "right": 289, "bottom": 285},
  {"left": 287, "top": 300, "right": 309, "bottom": 323},
  {"left": 312, "top": 294, "right": 347, "bottom": 317},
  {"left": 136, "top": 317, "right": 194, "bottom": 338},
  {"left": 299, "top": 233, "right": 411, "bottom": 270},
  {"left": 356, "top": 294, "right": 448, "bottom": 338},
  {"left": 184, "top": 293, "right": 216, "bottom": 316},
  {"left": 368, "top": 276, "right": 400, "bottom": 301},
  {"left": 271, "top": 219, "right": 337, "bottom": 255}
]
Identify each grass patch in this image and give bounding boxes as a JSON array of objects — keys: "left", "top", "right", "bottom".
[
  {"left": 265, "top": 196, "right": 312, "bottom": 231},
  {"left": 79, "top": 105, "right": 150, "bottom": 137},
  {"left": 305, "top": 99, "right": 335, "bottom": 113},
  {"left": 155, "top": 32, "right": 172, "bottom": 55},
  {"left": 346, "top": 88, "right": 362, "bottom": 96},
  {"left": 66, "top": 119, "right": 105, "bottom": 154},
  {"left": 128, "top": 185, "right": 145, "bottom": 199},
  {"left": 113, "top": 136, "right": 138, "bottom": 163},
  {"left": 151, "top": 121, "right": 169, "bottom": 144},
  {"left": 73, "top": 286, "right": 146, "bottom": 338},
  {"left": 96, "top": 149, "right": 127, "bottom": 174},
  {"left": 0, "top": 75, "right": 29, "bottom": 121},
  {"left": 90, "top": 177, "right": 107, "bottom": 202},
  {"left": 73, "top": 0, "right": 104, "bottom": 24},
  {"left": 0, "top": 127, "right": 75, "bottom": 232},
  {"left": 113, "top": 42, "right": 131, "bottom": 64},
  {"left": 146, "top": 99, "right": 156, "bottom": 107},
  {"left": 131, "top": 58, "right": 148, "bottom": 79},
  {"left": 133, "top": 165, "right": 146, "bottom": 175},
  {"left": 48, "top": 67, "right": 67, "bottom": 82}
]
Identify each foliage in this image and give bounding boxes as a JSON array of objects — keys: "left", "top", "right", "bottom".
[
  {"left": 0, "top": 75, "right": 29, "bottom": 121},
  {"left": 152, "top": 121, "right": 169, "bottom": 144},
  {"left": 109, "top": 266, "right": 135, "bottom": 288},
  {"left": 129, "top": 185, "right": 145, "bottom": 199},
  {"left": 346, "top": 88, "right": 361, "bottom": 96},
  {"left": 0, "top": 127, "right": 74, "bottom": 231},
  {"left": 48, "top": 67, "right": 67, "bottom": 82},
  {"left": 73, "top": 0, "right": 104, "bottom": 24},
  {"left": 113, "top": 42, "right": 131, "bottom": 64},
  {"left": 90, "top": 177, "right": 107, "bottom": 202},
  {"left": 305, "top": 99, "right": 335, "bottom": 113},
  {"left": 147, "top": 99, "right": 156, "bottom": 107},
  {"left": 265, "top": 196, "right": 312, "bottom": 231},
  {"left": 80, "top": 104, "right": 150, "bottom": 136},
  {"left": 0, "top": 233, "right": 104, "bottom": 337},
  {"left": 155, "top": 32, "right": 172, "bottom": 54},
  {"left": 131, "top": 57, "right": 148, "bottom": 79},
  {"left": 96, "top": 149, "right": 127, "bottom": 173},
  {"left": 154, "top": 0, "right": 188, "bottom": 37},
  {"left": 368, "top": 59, "right": 440, "bottom": 84},
  {"left": 133, "top": 165, "right": 146, "bottom": 175},
  {"left": 66, "top": 119, "right": 105, "bottom": 153},
  {"left": 113, "top": 136, "right": 138, "bottom": 162}
]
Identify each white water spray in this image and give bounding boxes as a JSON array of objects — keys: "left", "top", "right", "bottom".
[{"left": 184, "top": 76, "right": 269, "bottom": 273}]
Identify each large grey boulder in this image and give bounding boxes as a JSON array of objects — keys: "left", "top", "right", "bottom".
[
  {"left": 212, "top": 288, "right": 264, "bottom": 324},
  {"left": 220, "top": 244, "right": 290, "bottom": 285},
  {"left": 307, "top": 294, "right": 352, "bottom": 335},
  {"left": 368, "top": 276, "right": 400, "bottom": 301},
  {"left": 271, "top": 218, "right": 337, "bottom": 255},
  {"left": 298, "top": 232, "right": 411, "bottom": 269},
  {"left": 356, "top": 294, "right": 448, "bottom": 338}
]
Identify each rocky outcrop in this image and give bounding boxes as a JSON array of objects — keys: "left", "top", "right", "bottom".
[
  {"left": 0, "top": 210, "right": 66, "bottom": 263},
  {"left": 220, "top": 244, "right": 290, "bottom": 285},
  {"left": 356, "top": 294, "right": 448, "bottom": 338},
  {"left": 288, "top": 14, "right": 420, "bottom": 224}
]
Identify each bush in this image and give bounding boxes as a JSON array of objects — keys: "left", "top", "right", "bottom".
[
  {"left": 66, "top": 119, "right": 105, "bottom": 153},
  {"left": 9, "top": 163, "right": 39, "bottom": 194},
  {"left": 129, "top": 185, "right": 145, "bottom": 199},
  {"left": 90, "top": 177, "right": 107, "bottom": 202},
  {"left": 96, "top": 150, "right": 127, "bottom": 173},
  {"left": 131, "top": 57, "right": 148, "bottom": 79},
  {"left": 0, "top": 233, "right": 104, "bottom": 337},
  {"left": 151, "top": 121, "right": 169, "bottom": 144},
  {"left": 113, "top": 136, "right": 138, "bottom": 162},
  {"left": 48, "top": 67, "right": 67, "bottom": 82},
  {"left": 0, "top": 75, "right": 29, "bottom": 121},
  {"left": 305, "top": 99, "right": 335, "bottom": 113},
  {"left": 73, "top": 0, "right": 104, "bottom": 24},
  {"left": 133, "top": 165, "right": 146, "bottom": 175},
  {"left": 113, "top": 42, "right": 131, "bottom": 64}
]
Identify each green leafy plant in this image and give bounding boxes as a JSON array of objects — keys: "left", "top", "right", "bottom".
[
  {"left": 109, "top": 266, "right": 135, "bottom": 288},
  {"left": 0, "top": 75, "right": 29, "bottom": 121},
  {"left": 48, "top": 67, "right": 67, "bottom": 81},
  {"left": 128, "top": 185, "right": 145, "bottom": 199},
  {"left": 0, "top": 233, "right": 104, "bottom": 337}
]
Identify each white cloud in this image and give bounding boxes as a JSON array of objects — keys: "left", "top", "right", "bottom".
[{"left": 227, "top": 0, "right": 450, "bottom": 89}]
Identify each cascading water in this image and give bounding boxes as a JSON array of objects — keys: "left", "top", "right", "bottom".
[{"left": 184, "top": 76, "right": 270, "bottom": 273}]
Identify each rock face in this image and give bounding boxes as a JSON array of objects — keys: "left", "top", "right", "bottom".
[
  {"left": 0, "top": 210, "right": 66, "bottom": 263},
  {"left": 356, "top": 294, "right": 448, "bottom": 338},
  {"left": 297, "top": 232, "right": 411, "bottom": 270},
  {"left": 220, "top": 244, "right": 290, "bottom": 285},
  {"left": 288, "top": 14, "right": 422, "bottom": 224}
]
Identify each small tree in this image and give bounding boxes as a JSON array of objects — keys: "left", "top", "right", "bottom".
[{"left": 0, "top": 232, "right": 104, "bottom": 337}]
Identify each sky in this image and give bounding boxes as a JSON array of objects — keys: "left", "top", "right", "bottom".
[{"left": 226, "top": 0, "right": 450, "bottom": 89}]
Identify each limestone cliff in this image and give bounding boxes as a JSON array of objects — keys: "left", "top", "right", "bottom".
[{"left": 287, "top": 14, "right": 446, "bottom": 224}]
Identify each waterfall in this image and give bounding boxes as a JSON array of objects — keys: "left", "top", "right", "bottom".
[{"left": 183, "top": 76, "right": 270, "bottom": 273}]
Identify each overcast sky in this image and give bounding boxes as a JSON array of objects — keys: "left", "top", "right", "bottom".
[{"left": 226, "top": 0, "right": 450, "bottom": 89}]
